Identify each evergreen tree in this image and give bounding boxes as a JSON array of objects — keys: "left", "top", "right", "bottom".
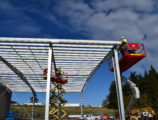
[
  {"left": 106, "top": 81, "right": 118, "bottom": 109},
  {"left": 102, "top": 99, "right": 108, "bottom": 107},
  {"left": 103, "top": 65, "right": 158, "bottom": 110}
]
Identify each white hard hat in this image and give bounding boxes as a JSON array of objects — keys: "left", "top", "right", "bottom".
[{"left": 121, "top": 36, "right": 125, "bottom": 39}]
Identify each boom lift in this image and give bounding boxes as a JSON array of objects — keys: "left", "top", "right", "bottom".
[
  {"left": 121, "top": 76, "right": 140, "bottom": 114},
  {"left": 109, "top": 43, "right": 146, "bottom": 116},
  {"left": 110, "top": 43, "right": 146, "bottom": 73}
]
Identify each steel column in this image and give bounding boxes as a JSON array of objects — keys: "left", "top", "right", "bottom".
[
  {"left": 80, "top": 92, "right": 83, "bottom": 119},
  {"left": 112, "top": 48, "right": 125, "bottom": 120},
  {"left": 45, "top": 43, "right": 53, "bottom": 120},
  {"left": 32, "top": 96, "right": 35, "bottom": 120}
]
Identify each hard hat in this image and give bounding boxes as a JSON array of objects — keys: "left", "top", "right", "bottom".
[
  {"left": 56, "top": 67, "right": 61, "bottom": 72},
  {"left": 122, "top": 38, "right": 127, "bottom": 43},
  {"left": 121, "top": 36, "right": 125, "bottom": 39},
  {"left": 57, "top": 67, "right": 61, "bottom": 70}
]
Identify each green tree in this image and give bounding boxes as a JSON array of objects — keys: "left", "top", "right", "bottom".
[
  {"left": 103, "top": 65, "right": 158, "bottom": 110},
  {"left": 102, "top": 99, "right": 108, "bottom": 107},
  {"left": 106, "top": 81, "right": 118, "bottom": 109}
]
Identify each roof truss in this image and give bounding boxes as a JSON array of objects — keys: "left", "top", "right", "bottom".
[{"left": 0, "top": 37, "right": 120, "bottom": 92}]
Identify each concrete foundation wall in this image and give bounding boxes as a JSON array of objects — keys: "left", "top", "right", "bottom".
[{"left": 0, "top": 83, "right": 12, "bottom": 120}]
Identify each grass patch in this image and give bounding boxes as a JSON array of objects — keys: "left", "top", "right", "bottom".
[{"left": 10, "top": 105, "right": 117, "bottom": 119}]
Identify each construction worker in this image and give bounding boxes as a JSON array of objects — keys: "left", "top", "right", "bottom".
[
  {"left": 121, "top": 36, "right": 127, "bottom": 43},
  {"left": 119, "top": 37, "right": 128, "bottom": 56},
  {"left": 56, "top": 67, "right": 62, "bottom": 76},
  {"left": 55, "top": 67, "right": 68, "bottom": 84}
]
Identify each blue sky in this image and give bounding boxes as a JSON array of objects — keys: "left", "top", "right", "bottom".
[{"left": 0, "top": 0, "right": 157, "bottom": 106}]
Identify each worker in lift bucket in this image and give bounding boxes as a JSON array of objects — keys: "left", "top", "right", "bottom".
[
  {"left": 56, "top": 67, "right": 62, "bottom": 77},
  {"left": 119, "top": 37, "right": 128, "bottom": 56}
]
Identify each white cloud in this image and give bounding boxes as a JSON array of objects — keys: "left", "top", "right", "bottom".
[
  {"left": 90, "top": 0, "right": 154, "bottom": 12},
  {"left": 123, "top": 0, "right": 154, "bottom": 12},
  {"left": 53, "top": 1, "right": 93, "bottom": 34},
  {"left": 52, "top": 0, "right": 158, "bottom": 72},
  {"left": 0, "top": 0, "right": 158, "bottom": 72}
]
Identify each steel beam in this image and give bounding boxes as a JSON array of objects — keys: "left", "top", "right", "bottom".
[{"left": 0, "top": 37, "right": 121, "bottom": 45}]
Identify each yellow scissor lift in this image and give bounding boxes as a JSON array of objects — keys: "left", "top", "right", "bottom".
[{"left": 43, "top": 68, "right": 68, "bottom": 120}]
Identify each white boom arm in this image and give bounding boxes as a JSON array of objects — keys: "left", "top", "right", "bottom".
[{"left": 122, "top": 76, "right": 140, "bottom": 114}]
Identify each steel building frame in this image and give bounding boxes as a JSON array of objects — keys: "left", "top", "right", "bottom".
[{"left": 0, "top": 37, "right": 125, "bottom": 120}]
